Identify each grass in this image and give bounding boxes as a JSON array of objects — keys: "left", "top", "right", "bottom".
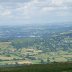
[{"left": 0, "top": 62, "right": 72, "bottom": 72}]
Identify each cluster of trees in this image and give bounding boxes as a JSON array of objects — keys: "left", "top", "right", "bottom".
[{"left": 11, "top": 31, "right": 72, "bottom": 52}]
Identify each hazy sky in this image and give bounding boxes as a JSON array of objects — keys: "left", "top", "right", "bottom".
[{"left": 0, "top": 0, "right": 72, "bottom": 25}]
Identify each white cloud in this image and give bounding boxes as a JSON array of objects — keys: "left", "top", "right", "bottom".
[
  {"left": 0, "top": 0, "right": 72, "bottom": 23},
  {"left": 0, "top": 10, "right": 11, "bottom": 16},
  {"left": 42, "top": 7, "right": 55, "bottom": 11},
  {"left": 0, "top": 5, "right": 11, "bottom": 16},
  {"left": 51, "top": 0, "right": 64, "bottom": 6}
]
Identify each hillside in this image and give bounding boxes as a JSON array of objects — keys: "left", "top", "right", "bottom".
[{"left": 0, "top": 62, "right": 72, "bottom": 72}]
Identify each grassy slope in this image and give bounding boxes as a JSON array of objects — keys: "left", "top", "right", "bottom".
[{"left": 0, "top": 62, "right": 72, "bottom": 72}]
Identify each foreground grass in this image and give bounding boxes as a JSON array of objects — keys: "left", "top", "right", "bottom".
[{"left": 0, "top": 62, "right": 72, "bottom": 72}]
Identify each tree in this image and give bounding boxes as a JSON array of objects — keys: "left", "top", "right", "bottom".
[
  {"left": 40, "top": 59, "right": 45, "bottom": 64},
  {"left": 47, "top": 58, "right": 50, "bottom": 63}
]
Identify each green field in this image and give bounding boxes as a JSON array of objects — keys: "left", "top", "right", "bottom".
[{"left": 0, "top": 62, "right": 72, "bottom": 72}]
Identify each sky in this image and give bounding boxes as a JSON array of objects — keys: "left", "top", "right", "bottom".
[{"left": 0, "top": 0, "right": 72, "bottom": 25}]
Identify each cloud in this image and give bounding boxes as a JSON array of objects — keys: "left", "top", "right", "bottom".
[
  {"left": 0, "top": 9, "right": 11, "bottom": 16},
  {"left": 0, "top": 0, "right": 31, "bottom": 3},
  {"left": 16, "top": 0, "right": 72, "bottom": 12},
  {"left": 0, "top": 0, "right": 72, "bottom": 23},
  {"left": 51, "top": 0, "right": 64, "bottom": 6},
  {"left": 0, "top": 5, "right": 12, "bottom": 16}
]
